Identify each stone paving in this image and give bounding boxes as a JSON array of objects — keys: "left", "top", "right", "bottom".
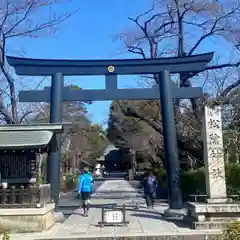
[{"left": 7, "top": 180, "right": 222, "bottom": 239}]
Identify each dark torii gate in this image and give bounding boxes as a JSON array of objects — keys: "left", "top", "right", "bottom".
[{"left": 7, "top": 52, "right": 213, "bottom": 214}]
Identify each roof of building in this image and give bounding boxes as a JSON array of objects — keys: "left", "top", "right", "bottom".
[
  {"left": 96, "top": 144, "right": 118, "bottom": 161},
  {"left": 0, "top": 124, "right": 64, "bottom": 150}
]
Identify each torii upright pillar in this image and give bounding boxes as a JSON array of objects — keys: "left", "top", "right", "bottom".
[
  {"left": 159, "top": 71, "right": 183, "bottom": 210},
  {"left": 47, "top": 73, "right": 64, "bottom": 207}
]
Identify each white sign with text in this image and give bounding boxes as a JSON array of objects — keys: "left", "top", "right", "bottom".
[{"left": 104, "top": 210, "right": 123, "bottom": 223}]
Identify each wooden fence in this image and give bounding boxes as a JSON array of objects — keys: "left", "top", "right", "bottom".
[{"left": 0, "top": 184, "right": 51, "bottom": 208}]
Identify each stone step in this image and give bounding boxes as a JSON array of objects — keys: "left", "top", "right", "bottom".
[
  {"left": 36, "top": 233, "right": 221, "bottom": 240},
  {"left": 193, "top": 221, "right": 230, "bottom": 230},
  {"left": 58, "top": 200, "right": 80, "bottom": 207},
  {"left": 58, "top": 205, "right": 79, "bottom": 210},
  {"left": 92, "top": 193, "right": 143, "bottom": 199},
  {"left": 60, "top": 209, "right": 76, "bottom": 218}
]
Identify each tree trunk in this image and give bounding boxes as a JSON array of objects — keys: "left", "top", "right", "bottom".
[{"left": 1, "top": 66, "right": 18, "bottom": 122}]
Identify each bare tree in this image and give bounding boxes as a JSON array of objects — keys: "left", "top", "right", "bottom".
[
  {"left": 0, "top": 0, "right": 78, "bottom": 124},
  {"left": 108, "top": 0, "right": 240, "bottom": 168},
  {"left": 117, "top": 0, "right": 240, "bottom": 113}
]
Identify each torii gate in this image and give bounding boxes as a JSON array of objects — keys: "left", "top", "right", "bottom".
[{"left": 6, "top": 52, "right": 213, "bottom": 215}]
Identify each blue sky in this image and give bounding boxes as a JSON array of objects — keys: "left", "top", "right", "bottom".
[
  {"left": 6, "top": 0, "right": 151, "bottom": 127},
  {"left": 6, "top": 0, "right": 234, "bottom": 127}
]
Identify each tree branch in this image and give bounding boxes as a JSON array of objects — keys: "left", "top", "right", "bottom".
[
  {"left": 206, "top": 61, "right": 240, "bottom": 70},
  {"left": 128, "top": 46, "right": 146, "bottom": 58},
  {"left": 19, "top": 110, "right": 33, "bottom": 123},
  {"left": 4, "top": 1, "right": 35, "bottom": 37},
  {"left": 0, "top": 2, "right": 10, "bottom": 30},
  {"left": 221, "top": 79, "right": 240, "bottom": 97},
  {"left": 188, "top": 5, "right": 240, "bottom": 56}
]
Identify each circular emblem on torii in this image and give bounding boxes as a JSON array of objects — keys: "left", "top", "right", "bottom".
[{"left": 107, "top": 65, "right": 115, "bottom": 73}]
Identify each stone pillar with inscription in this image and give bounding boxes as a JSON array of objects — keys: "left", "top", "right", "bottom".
[{"left": 203, "top": 106, "right": 227, "bottom": 203}]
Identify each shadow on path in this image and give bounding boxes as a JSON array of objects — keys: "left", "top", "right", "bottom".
[
  {"left": 129, "top": 210, "right": 192, "bottom": 230},
  {"left": 131, "top": 213, "right": 163, "bottom": 220},
  {"left": 90, "top": 203, "right": 165, "bottom": 216}
]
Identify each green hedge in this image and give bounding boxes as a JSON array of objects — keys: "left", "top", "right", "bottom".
[
  {"left": 155, "top": 163, "right": 240, "bottom": 198},
  {"left": 181, "top": 168, "right": 206, "bottom": 197},
  {"left": 221, "top": 221, "right": 240, "bottom": 240},
  {"left": 225, "top": 163, "right": 240, "bottom": 195}
]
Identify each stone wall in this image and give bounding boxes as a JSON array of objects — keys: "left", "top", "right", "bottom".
[{"left": 0, "top": 203, "right": 55, "bottom": 232}]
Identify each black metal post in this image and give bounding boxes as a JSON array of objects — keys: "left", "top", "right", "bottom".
[
  {"left": 158, "top": 71, "right": 183, "bottom": 209},
  {"left": 47, "top": 73, "right": 63, "bottom": 207}
]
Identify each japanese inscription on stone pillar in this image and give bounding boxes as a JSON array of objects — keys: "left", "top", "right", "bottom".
[{"left": 203, "top": 106, "right": 227, "bottom": 202}]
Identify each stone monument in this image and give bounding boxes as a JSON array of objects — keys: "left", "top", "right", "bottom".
[
  {"left": 187, "top": 106, "right": 240, "bottom": 229},
  {"left": 203, "top": 106, "right": 227, "bottom": 203}
]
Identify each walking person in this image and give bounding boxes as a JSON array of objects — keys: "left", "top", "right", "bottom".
[
  {"left": 77, "top": 167, "right": 94, "bottom": 217},
  {"left": 142, "top": 170, "right": 158, "bottom": 209}
]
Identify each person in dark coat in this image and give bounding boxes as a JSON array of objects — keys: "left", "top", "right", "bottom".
[{"left": 142, "top": 170, "right": 158, "bottom": 209}]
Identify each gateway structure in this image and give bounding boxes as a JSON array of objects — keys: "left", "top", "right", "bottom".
[{"left": 6, "top": 52, "right": 213, "bottom": 214}]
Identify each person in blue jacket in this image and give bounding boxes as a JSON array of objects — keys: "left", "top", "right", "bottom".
[{"left": 78, "top": 167, "right": 93, "bottom": 216}]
